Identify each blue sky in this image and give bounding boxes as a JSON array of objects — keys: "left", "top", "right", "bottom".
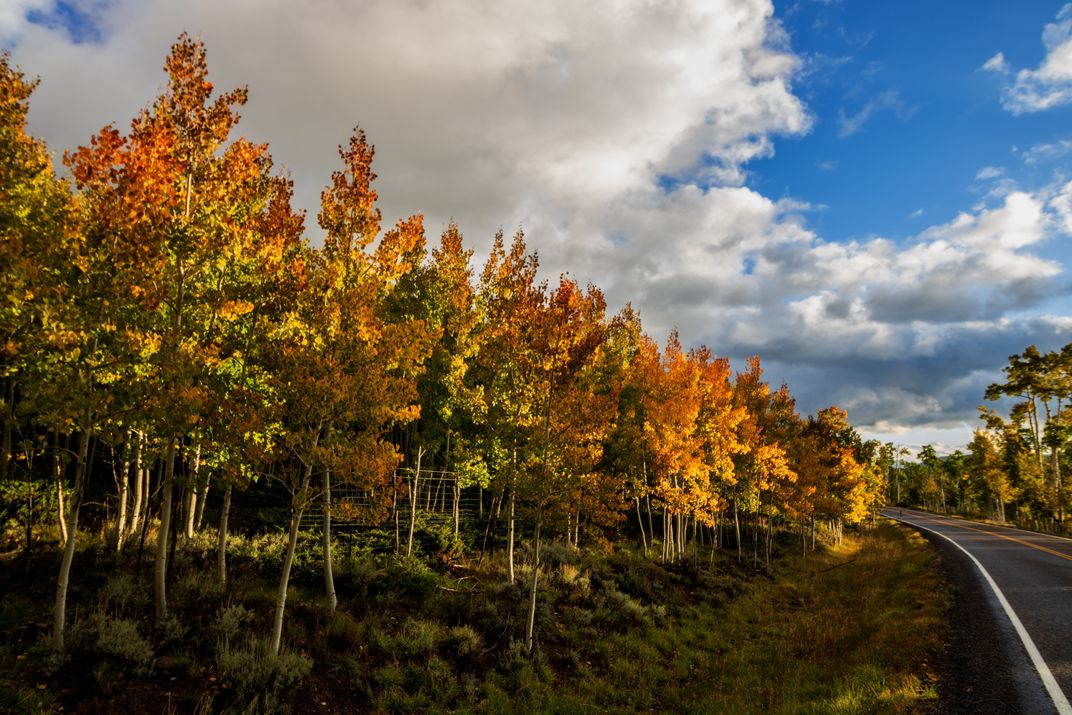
[
  {"left": 6, "top": 0, "right": 1072, "bottom": 454},
  {"left": 761, "top": 1, "right": 1071, "bottom": 252}
]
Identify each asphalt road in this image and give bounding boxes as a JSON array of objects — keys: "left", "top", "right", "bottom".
[{"left": 886, "top": 507, "right": 1072, "bottom": 715}]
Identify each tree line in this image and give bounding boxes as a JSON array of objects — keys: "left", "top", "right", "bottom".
[
  {"left": 891, "top": 343, "right": 1072, "bottom": 529},
  {"left": 0, "top": 36, "right": 888, "bottom": 656}
]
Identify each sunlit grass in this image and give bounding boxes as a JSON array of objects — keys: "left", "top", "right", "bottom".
[{"left": 546, "top": 521, "right": 947, "bottom": 714}]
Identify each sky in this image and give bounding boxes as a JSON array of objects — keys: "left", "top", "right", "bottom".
[{"left": 4, "top": 0, "right": 1072, "bottom": 455}]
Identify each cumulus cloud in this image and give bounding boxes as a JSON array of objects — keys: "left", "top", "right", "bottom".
[
  {"left": 10, "top": 0, "right": 809, "bottom": 248},
  {"left": 6, "top": 0, "right": 1072, "bottom": 443},
  {"left": 992, "top": 4, "right": 1072, "bottom": 114}
]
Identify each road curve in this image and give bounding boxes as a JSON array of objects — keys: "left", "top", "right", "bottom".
[{"left": 886, "top": 507, "right": 1072, "bottom": 715}]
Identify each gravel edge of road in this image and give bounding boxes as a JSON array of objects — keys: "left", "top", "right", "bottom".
[{"left": 912, "top": 524, "right": 1056, "bottom": 715}]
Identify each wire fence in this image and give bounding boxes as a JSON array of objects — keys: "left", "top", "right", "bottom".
[{"left": 299, "top": 468, "right": 485, "bottom": 533}]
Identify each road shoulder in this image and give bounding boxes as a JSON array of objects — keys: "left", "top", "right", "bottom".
[{"left": 913, "top": 524, "right": 1056, "bottom": 715}]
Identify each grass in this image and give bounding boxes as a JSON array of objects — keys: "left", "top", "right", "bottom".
[
  {"left": 541, "top": 521, "right": 948, "bottom": 714},
  {"left": 0, "top": 519, "right": 947, "bottom": 713}
]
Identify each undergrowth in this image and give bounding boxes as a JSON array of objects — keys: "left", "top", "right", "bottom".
[{"left": 0, "top": 519, "right": 946, "bottom": 714}]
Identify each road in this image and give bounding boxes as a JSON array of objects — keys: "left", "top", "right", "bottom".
[{"left": 886, "top": 507, "right": 1072, "bottom": 715}]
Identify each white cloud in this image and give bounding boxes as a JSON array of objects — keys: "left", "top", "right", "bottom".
[
  {"left": 1022, "top": 138, "right": 1072, "bottom": 164},
  {"left": 982, "top": 51, "right": 1009, "bottom": 74},
  {"left": 996, "top": 4, "right": 1072, "bottom": 113},
  {"left": 0, "top": 0, "right": 51, "bottom": 40},
  {"left": 837, "top": 88, "right": 914, "bottom": 138},
  {"left": 975, "top": 166, "right": 1005, "bottom": 181}
]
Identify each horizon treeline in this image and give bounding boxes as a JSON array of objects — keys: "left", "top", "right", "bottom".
[
  {"left": 0, "top": 36, "right": 888, "bottom": 655},
  {"left": 894, "top": 343, "right": 1072, "bottom": 528}
]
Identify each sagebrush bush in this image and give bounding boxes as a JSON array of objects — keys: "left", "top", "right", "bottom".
[
  {"left": 216, "top": 638, "right": 312, "bottom": 698},
  {"left": 98, "top": 573, "right": 142, "bottom": 616},
  {"left": 380, "top": 556, "right": 438, "bottom": 599},
  {"left": 95, "top": 616, "right": 154, "bottom": 674},
  {"left": 214, "top": 604, "right": 252, "bottom": 644}
]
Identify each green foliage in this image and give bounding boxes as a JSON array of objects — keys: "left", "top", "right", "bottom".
[{"left": 0, "top": 479, "right": 63, "bottom": 543}]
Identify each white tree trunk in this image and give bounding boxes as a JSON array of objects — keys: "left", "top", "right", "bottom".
[
  {"left": 508, "top": 488, "right": 516, "bottom": 583},
  {"left": 184, "top": 442, "right": 201, "bottom": 539},
  {"left": 323, "top": 469, "right": 337, "bottom": 612},
  {"left": 218, "top": 482, "right": 232, "bottom": 585},
  {"left": 271, "top": 462, "right": 313, "bottom": 656},
  {"left": 406, "top": 447, "right": 423, "bottom": 557},
  {"left": 52, "top": 429, "right": 89, "bottom": 652},
  {"left": 525, "top": 519, "right": 542, "bottom": 653},
  {"left": 154, "top": 439, "right": 177, "bottom": 621}
]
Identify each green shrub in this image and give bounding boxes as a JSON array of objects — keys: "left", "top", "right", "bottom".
[
  {"left": 95, "top": 617, "right": 154, "bottom": 674},
  {"left": 323, "top": 611, "right": 364, "bottom": 651},
  {"left": 98, "top": 573, "right": 143, "bottom": 617},
  {"left": 157, "top": 613, "right": 187, "bottom": 645},
  {"left": 174, "top": 569, "right": 224, "bottom": 610},
  {"left": 214, "top": 604, "right": 252, "bottom": 645},
  {"left": 380, "top": 556, "right": 438, "bottom": 600},
  {"left": 216, "top": 638, "right": 312, "bottom": 699},
  {"left": 446, "top": 624, "right": 482, "bottom": 658}
]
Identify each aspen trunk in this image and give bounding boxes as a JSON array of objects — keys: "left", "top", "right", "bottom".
[
  {"left": 195, "top": 478, "right": 209, "bottom": 532},
  {"left": 129, "top": 432, "right": 145, "bottom": 537},
  {"left": 754, "top": 508, "right": 763, "bottom": 570},
  {"left": 115, "top": 439, "right": 131, "bottom": 552},
  {"left": 453, "top": 478, "right": 461, "bottom": 537},
  {"left": 52, "top": 428, "right": 89, "bottom": 652},
  {"left": 154, "top": 439, "right": 177, "bottom": 621},
  {"left": 733, "top": 499, "right": 742, "bottom": 563},
  {"left": 635, "top": 497, "right": 648, "bottom": 554},
  {"left": 218, "top": 482, "right": 232, "bottom": 585},
  {"left": 271, "top": 499, "right": 303, "bottom": 655},
  {"left": 678, "top": 511, "right": 686, "bottom": 556},
  {"left": 525, "top": 519, "right": 542, "bottom": 653},
  {"left": 407, "top": 446, "right": 423, "bottom": 558},
  {"left": 53, "top": 431, "right": 68, "bottom": 546},
  {"left": 271, "top": 457, "right": 315, "bottom": 656},
  {"left": 0, "top": 377, "right": 13, "bottom": 480},
  {"left": 184, "top": 442, "right": 202, "bottom": 539},
  {"left": 508, "top": 488, "right": 516, "bottom": 583},
  {"left": 765, "top": 509, "right": 773, "bottom": 567},
  {"left": 323, "top": 469, "right": 337, "bottom": 612},
  {"left": 645, "top": 493, "right": 655, "bottom": 552}
]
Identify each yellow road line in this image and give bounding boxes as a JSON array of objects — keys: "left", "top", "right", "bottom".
[{"left": 913, "top": 514, "right": 1072, "bottom": 563}]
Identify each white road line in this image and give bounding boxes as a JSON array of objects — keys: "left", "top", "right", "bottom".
[{"left": 891, "top": 514, "right": 1072, "bottom": 715}]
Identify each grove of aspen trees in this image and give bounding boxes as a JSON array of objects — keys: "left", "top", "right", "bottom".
[{"left": 0, "top": 34, "right": 889, "bottom": 671}]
